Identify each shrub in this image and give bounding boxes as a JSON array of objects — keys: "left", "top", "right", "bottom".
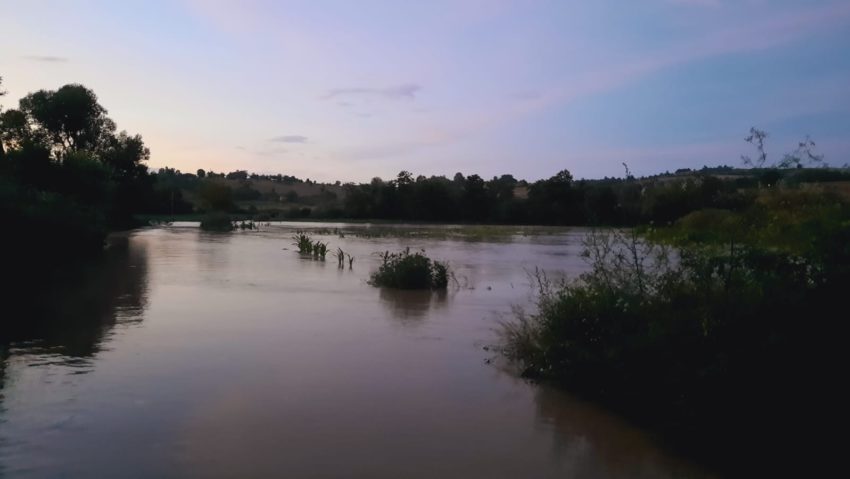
[
  {"left": 500, "top": 217, "right": 848, "bottom": 473},
  {"left": 369, "top": 248, "right": 449, "bottom": 290},
  {"left": 199, "top": 212, "right": 233, "bottom": 231}
]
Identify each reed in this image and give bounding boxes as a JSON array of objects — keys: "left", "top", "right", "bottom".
[{"left": 334, "top": 247, "right": 346, "bottom": 268}]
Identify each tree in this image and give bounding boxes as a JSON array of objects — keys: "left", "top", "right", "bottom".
[
  {"left": 199, "top": 182, "right": 234, "bottom": 211},
  {"left": 741, "top": 127, "right": 768, "bottom": 168},
  {"left": 0, "top": 109, "right": 42, "bottom": 152},
  {"left": 552, "top": 169, "right": 574, "bottom": 185},
  {"left": 622, "top": 162, "right": 634, "bottom": 180},
  {"left": 528, "top": 169, "right": 577, "bottom": 224},
  {"left": 0, "top": 75, "right": 6, "bottom": 158},
  {"left": 197, "top": 168, "right": 206, "bottom": 178},
  {"left": 226, "top": 170, "right": 248, "bottom": 180},
  {"left": 396, "top": 170, "right": 413, "bottom": 186},
  {"left": 18, "top": 84, "right": 116, "bottom": 156},
  {"left": 741, "top": 128, "right": 827, "bottom": 170},
  {"left": 778, "top": 135, "right": 826, "bottom": 169},
  {"left": 100, "top": 131, "right": 150, "bottom": 180}
]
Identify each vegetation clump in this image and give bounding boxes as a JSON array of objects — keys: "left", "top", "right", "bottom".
[
  {"left": 199, "top": 212, "right": 233, "bottom": 231},
  {"left": 293, "top": 232, "right": 313, "bottom": 254},
  {"left": 500, "top": 193, "right": 849, "bottom": 472},
  {"left": 291, "top": 231, "right": 328, "bottom": 260},
  {"left": 312, "top": 240, "right": 328, "bottom": 260},
  {"left": 369, "top": 248, "right": 449, "bottom": 289}
]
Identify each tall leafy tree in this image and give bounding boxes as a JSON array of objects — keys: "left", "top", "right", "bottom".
[{"left": 18, "top": 84, "right": 116, "bottom": 156}]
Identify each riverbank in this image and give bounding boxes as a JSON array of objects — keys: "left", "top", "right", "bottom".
[{"left": 500, "top": 189, "right": 849, "bottom": 477}]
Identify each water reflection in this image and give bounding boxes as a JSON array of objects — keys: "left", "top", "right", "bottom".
[
  {"left": 0, "top": 233, "right": 148, "bottom": 376},
  {"left": 378, "top": 288, "right": 448, "bottom": 322},
  {"left": 534, "top": 386, "right": 714, "bottom": 478}
]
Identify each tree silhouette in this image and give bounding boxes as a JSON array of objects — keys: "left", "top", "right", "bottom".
[
  {"left": 0, "top": 75, "right": 6, "bottom": 158},
  {"left": 18, "top": 84, "right": 116, "bottom": 156},
  {"left": 741, "top": 127, "right": 768, "bottom": 167},
  {"left": 778, "top": 135, "right": 826, "bottom": 169}
]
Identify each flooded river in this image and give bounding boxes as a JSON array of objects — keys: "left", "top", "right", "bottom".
[{"left": 0, "top": 223, "right": 712, "bottom": 478}]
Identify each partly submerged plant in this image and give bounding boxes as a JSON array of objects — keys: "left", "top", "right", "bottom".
[
  {"left": 200, "top": 212, "right": 234, "bottom": 232},
  {"left": 313, "top": 241, "right": 328, "bottom": 260},
  {"left": 334, "top": 247, "right": 346, "bottom": 268},
  {"left": 293, "top": 231, "right": 313, "bottom": 254},
  {"left": 369, "top": 247, "right": 449, "bottom": 290}
]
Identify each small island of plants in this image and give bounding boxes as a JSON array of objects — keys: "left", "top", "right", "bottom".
[{"left": 369, "top": 248, "right": 449, "bottom": 290}]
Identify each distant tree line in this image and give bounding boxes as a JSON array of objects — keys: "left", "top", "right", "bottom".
[
  {"left": 336, "top": 167, "right": 807, "bottom": 226},
  {"left": 4, "top": 76, "right": 849, "bottom": 267}
]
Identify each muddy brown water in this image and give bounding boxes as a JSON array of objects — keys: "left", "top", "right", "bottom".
[{"left": 0, "top": 223, "right": 713, "bottom": 478}]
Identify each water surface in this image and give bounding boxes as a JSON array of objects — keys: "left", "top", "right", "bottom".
[{"left": 0, "top": 223, "right": 711, "bottom": 478}]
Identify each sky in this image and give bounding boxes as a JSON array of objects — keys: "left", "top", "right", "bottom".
[{"left": 1, "top": 0, "right": 849, "bottom": 182}]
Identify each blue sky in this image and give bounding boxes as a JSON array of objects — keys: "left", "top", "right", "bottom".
[{"left": 2, "top": 0, "right": 849, "bottom": 181}]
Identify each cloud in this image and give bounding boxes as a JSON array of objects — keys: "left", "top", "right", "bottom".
[
  {"left": 22, "top": 55, "right": 68, "bottom": 63},
  {"left": 269, "top": 135, "right": 308, "bottom": 143},
  {"left": 322, "top": 84, "right": 421, "bottom": 101}
]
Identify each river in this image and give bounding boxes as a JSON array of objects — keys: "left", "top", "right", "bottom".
[{"left": 0, "top": 223, "right": 712, "bottom": 478}]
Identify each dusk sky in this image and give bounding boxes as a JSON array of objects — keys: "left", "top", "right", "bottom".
[{"left": 2, "top": 0, "right": 849, "bottom": 182}]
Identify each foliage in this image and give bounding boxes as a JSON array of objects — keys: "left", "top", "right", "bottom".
[
  {"left": 290, "top": 232, "right": 328, "bottom": 259},
  {"left": 338, "top": 167, "right": 772, "bottom": 226},
  {"left": 369, "top": 248, "right": 450, "bottom": 289},
  {"left": 501, "top": 198, "right": 849, "bottom": 471},
  {"left": 312, "top": 240, "right": 328, "bottom": 260},
  {"left": 293, "top": 232, "right": 314, "bottom": 254},
  {"left": 0, "top": 78, "right": 160, "bottom": 250},
  {"left": 741, "top": 127, "right": 768, "bottom": 168},
  {"left": 199, "top": 212, "right": 233, "bottom": 231},
  {"left": 198, "top": 181, "right": 235, "bottom": 212},
  {"left": 742, "top": 127, "right": 828, "bottom": 169}
]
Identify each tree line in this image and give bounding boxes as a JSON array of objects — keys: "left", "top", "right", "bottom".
[{"left": 4, "top": 77, "right": 849, "bottom": 267}]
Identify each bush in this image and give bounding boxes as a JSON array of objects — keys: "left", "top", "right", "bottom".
[
  {"left": 369, "top": 248, "right": 449, "bottom": 289},
  {"left": 199, "top": 211, "right": 233, "bottom": 231},
  {"left": 501, "top": 215, "right": 848, "bottom": 474}
]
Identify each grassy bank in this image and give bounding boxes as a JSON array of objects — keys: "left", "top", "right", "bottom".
[{"left": 500, "top": 190, "right": 848, "bottom": 476}]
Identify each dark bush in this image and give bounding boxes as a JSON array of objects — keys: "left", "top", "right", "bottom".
[
  {"left": 501, "top": 199, "right": 849, "bottom": 474},
  {"left": 369, "top": 248, "right": 450, "bottom": 290},
  {"left": 199, "top": 211, "right": 233, "bottom": 231}
]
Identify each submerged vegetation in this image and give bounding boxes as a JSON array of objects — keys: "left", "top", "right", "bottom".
[
  {"left": 291, "top": 232, "right": 329, "bottom": 260},
  {"left": 293, "top": 232, "right": 314, "bottom": 254},
  {"left": 500, "top": 190, "right": 849, "bottom": 471},
  {"left": 333, "top": 247, "right": 355, "bottom": 269},
  {"left": 199, "top": 212, "right": 234, "bottom": 232},
  {"left": 369, "top": 248, "right": 450, "bottom": 290}
]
